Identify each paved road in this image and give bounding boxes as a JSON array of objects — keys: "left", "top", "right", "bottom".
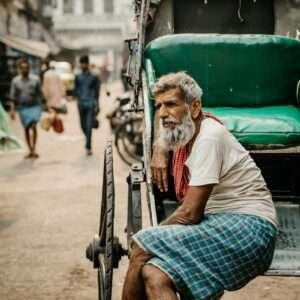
[{"left": 0, "top": 82, "right": 300, "bottom": 300}]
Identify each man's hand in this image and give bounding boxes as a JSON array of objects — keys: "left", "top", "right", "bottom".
[
  {"left": 9, "top": 110, "right": 16, "bottom": 120},
  {"left": 160, "top": 185, "right": 214, "bottom": 226},
  {"left": 9, "top": 102, "right": 16, "bottom": 120},
  {"left": 150, "top": 145, "right": 169, "bottom": 192}
]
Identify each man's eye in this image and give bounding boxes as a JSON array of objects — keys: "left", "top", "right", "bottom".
[{"left": 166, "top": 102, "right": 176, "bottom": 107}]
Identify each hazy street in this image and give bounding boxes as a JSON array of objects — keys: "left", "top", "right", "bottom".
[{"left": 1, "top": 82, "right": 300, "bottom": 300}]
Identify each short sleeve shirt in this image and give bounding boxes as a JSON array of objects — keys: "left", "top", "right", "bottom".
[
  {"left": 185, "top": 118, "right": 277, "bottom": 227},
  {"left": 10, "top": 75, "right": 41, "bottom": 105}
]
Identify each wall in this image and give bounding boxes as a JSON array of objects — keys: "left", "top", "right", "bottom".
[
  {"left": 52, "top": 0, "right": 134, "bottom": 79},
  {"left": 0, "top": 0, "right": 43, "bottom": 40}
]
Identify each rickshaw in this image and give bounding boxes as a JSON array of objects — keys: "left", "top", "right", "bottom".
[{"left": 86, "top": 1, "right": 300, "bottom": 299}]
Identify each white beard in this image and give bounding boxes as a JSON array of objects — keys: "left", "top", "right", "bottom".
[{"left": 159, "top": 111, "right": 196, "bottom": 151}]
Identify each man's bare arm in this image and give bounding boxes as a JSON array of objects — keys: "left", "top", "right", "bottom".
[
  {"left": 9, "top": 81, "right": 16, "bottom": 120},
  {"left": 160, "top": 185, "right": 214, "bottom": 226},
  {"left": 151, "top": 110, "right": 169, "bottom": 192}
]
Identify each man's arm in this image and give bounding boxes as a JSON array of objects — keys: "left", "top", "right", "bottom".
[
  {"left": 35, "top": 77, "right": 43, "bottom": 103},
  {"left": 95, "top": 76, "right": 100, "bottom": 113},
  {"left": 9, "top": 79, "right": 17, "bottom": 119},
  {"left": 150, "top": 110, "right": 169, "bottom": 192},
  {"left": 160, "top": 184, "right": 214, "bottom": 226},
  {"left": 73, "top": 75, "right": 79, "bottom": 100}
]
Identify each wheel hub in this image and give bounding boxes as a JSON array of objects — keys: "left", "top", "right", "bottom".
[
  {"left": 86, "top": 235, "right": 105, "bottom": 269},
  {"left": 86, "top": 235, "right": 127, "bottom": 269},
  {"left": 112, "top": 237, "right": 128, "bottom": 268}
]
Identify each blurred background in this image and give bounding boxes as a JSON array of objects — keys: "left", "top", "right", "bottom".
[
  {"left": 0, "top": 0, "right": 135, "bottom": 108},
  {"left": 0, "top": 1, "right": 140, "bottom": 300}
]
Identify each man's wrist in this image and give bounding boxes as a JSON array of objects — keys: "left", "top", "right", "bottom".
[{"left": 153, "top": 138, "right": 169, "bottom": 152}]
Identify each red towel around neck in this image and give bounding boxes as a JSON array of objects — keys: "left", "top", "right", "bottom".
[{"left": 172, "top": 113, "right": 223, "bottom": 202}]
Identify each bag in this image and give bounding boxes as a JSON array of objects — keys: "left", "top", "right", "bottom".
[
  {"left": 93, "top": 117, "right": 100, "bottom": 129},
  {"left": 40, "top": 111, "right": 56, "bottom": 131},
  {"left": 52, "top": 117, "right": 64, "bottom": 133},
  {"left": 40, "top": 116, "right": 52, "bottom": 131}
]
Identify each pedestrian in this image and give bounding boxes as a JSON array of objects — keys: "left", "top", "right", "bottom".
[
  {"left": 122, "top": 72, "right": 277, "bottom": 300},
  {"left": 74, "top": 55, "right": 100, "bottom": 156},
  {"left": 42, "top": 60, "right": 66, "bottom": 114},
  {"left": 9, "top": 58, "right": 42, "bottom": 159},
  {"left": 40, "top": 56, "right": 50, "bottom": 85}
]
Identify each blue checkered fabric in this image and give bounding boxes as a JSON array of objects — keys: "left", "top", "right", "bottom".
[{"left": 133, "top": 213, "right": 277, "bottom": 300}]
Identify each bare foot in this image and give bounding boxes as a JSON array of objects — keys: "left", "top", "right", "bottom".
[
  {"left": 24, "top": 153, "right": 33, "bottom": 159},
  {"left": 32, "top": 153, "right": 39, "bottom": 159}
]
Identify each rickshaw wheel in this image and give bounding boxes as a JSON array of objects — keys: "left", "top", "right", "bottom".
[
  {"left": 98, "top": 142, "right": 115, "bottom": 300},
  {"left": 86, "top": 142, "right": 115, "bottom": 300}
]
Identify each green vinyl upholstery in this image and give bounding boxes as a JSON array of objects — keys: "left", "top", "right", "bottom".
[
  {"left": 204, "top": 106, "right": 300, "bottom": 148},
  {"left": 144, "top": 34, "right": 300, "bottom": 148}
]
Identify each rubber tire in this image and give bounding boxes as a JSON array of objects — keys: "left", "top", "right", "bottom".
[
  {"left": 115, "top": 117, "right": 143, "bottom": 166},
  {"left": 98, "top": 142, "right": 115, "bottom": 300}
]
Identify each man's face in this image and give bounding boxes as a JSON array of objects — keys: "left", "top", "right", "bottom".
[
  {"left": 20, "top": 62, "right": 29, "bottom": 77},
  {"left": 155, "top": 87, "right": 196, "bottom": 149},
  {"left": 156, "top": 87, "right": 188, "bottom": 128},
  {"left": 80, "top": 62, "right": 89, "bottom": 72}
]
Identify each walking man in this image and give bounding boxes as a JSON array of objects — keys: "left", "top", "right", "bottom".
[
  {"left": 10, "top": 59, "right": 42, "bottom": 159},
  {"left": 74, "top": 55, "right": 100, "bottom": 155}
]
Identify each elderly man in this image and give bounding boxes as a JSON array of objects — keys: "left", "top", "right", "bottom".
[{"left": 122, "top": 72, "right": 278, "bottom": 300}]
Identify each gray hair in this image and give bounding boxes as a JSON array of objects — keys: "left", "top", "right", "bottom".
[{"left": 153, "top": 72, "right": 203, "bottom": 104}]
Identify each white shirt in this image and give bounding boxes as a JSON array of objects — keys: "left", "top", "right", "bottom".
[{"left": 185, "top": 118, "right": 278, "bottom": 227}]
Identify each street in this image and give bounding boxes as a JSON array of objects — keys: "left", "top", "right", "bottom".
[{"left": 1, "top": 82, "right": 300, "bottom": 300}]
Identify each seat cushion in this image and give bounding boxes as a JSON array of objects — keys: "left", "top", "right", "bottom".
[
  {"left": 204, "top": 105, "right": 300, "bottom": 148},
  {"left": 144, "top": 34, "right": 300, "bottom": 107}
]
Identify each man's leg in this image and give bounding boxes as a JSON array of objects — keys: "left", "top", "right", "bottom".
[
  {"left": 85, "top": 106, "right": 94, "bottom": 154},
  {"left": 142, "top": 265, "right": 178, "bottom": 300},
  {"left": 78, "top": 105, "right": 86, "bottom": 135},
  {"left": 24, "top": 127, "right": 33, "bottom": 158},
  {"left": 79, "top": 105, "right": 91, "bottom": 152},
  {"left": 31, "top": 124, "right": 39, "bottom": 158},
  {"left": 122, "top": 243, "right": 152, "bottom": 300}
]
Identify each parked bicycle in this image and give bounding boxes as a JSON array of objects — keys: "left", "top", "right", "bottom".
[{"left": 106, "top": 92, "right": 143, "bottom": 166}]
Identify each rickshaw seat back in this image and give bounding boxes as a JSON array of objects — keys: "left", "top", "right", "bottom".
[{"left": 144, "top": 34, "right": 300, "bottom": 148}]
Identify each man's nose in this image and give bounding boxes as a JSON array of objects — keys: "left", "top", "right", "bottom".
[{"left": 158, "top": 105, "right": 168, "bottom": 118}]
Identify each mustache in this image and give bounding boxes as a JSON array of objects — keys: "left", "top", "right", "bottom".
[
  {"left": 162, "top": 116, "right": 181, "bottom": 126},
  {"left": 158, "top": 111, "right": 196, "bottom": 150}
]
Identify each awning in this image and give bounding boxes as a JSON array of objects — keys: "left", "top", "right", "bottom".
[{"left": 0, "top": 35, "right": 50, "bottom": 58}]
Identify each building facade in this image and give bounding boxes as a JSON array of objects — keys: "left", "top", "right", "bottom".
[
  {"left": 52, "top": 0, "right": 134, "bottom": 78},
  {"left": 0, "top": 0, "right": 59, "bottom": 107}
]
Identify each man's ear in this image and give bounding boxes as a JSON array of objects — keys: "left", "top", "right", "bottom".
[{"left": 191, "top": 99, "right": 202, "bottom": 119}]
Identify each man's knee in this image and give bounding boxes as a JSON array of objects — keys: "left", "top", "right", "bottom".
[
  {"left": 129, "top": 242, "right": 152, "bottom": 267},
  {"left": 142, "top": 264, "right": 173, "bottom": 290}
]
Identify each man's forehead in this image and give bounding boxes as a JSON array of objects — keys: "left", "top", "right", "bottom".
[{"left": 155, "top": 87, "right": 184, "bottom": 103}]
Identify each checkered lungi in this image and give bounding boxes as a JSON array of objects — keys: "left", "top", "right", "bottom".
[{"left": 133, "top": 213, "right": 277, "bottom": 300}]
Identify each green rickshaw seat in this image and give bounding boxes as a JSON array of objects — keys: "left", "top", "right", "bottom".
[
  {"left": 144, "top": 34, "right": 300, "bottom": 148},
  {"left": 204, "top": 106, "right": 300, "bottom": 148}
]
